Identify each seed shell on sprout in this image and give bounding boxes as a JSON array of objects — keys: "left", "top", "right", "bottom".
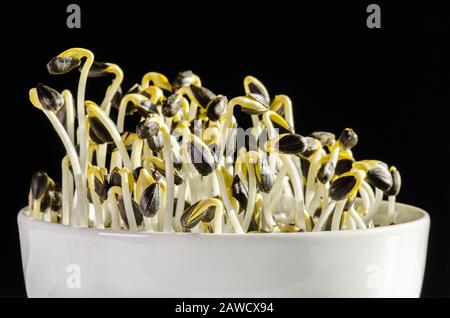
[
  {"left": 385, "top": 167, "right": 401, "bottom": 196},
  {"left": 239, "top": 97, "right": 268, "bottom": 115},
  {"left": 366, "top": 166, "right": 393, "bottom": 192},
  {"left": 89, "top": 117, "right": 114, "bottom": 144},
  {"left": 275, "top": 134, "right": 308, "bottom": 154},
  {"left": 256, "top": 156, "right": 274, "bottom": 193},
  {"left": 162, "top": 93, "right": 182, "bottom": 117},
  {"left": 172, "top": 70, "right": 195, "bottom": 91},
  {"left": 335, "top": 159, "right": 354, "bottom": 176},
  {"left": 146, "top": 133, "right": 164, "bottom": 153},
  {"left": 136, "top": 100, "right": 158, "bottom": 117},
  {"left": 246, "top": 81, "right": 270, "bottom": 107},
  {"left": 310, "top": 131, "right": 336, "bottom": 148},
  {"left": 180, "top": 201, "right": 205, "bottom": 229},
  {"left": 187, "top": 141, "right": 217, "bottom": 176},
  {"left": 31, "top": 171, "right": 50, "bottom": 200},
  {"left": 36, "top": 83, "right": 64, "bottom": 112},
  {"left": 190, "top": 84, "right": 216, "bottom": 108},
  {"left": 47, "top": 56, "right": 81, "bottom": 75},
  {"left": 329, "top": 175, "right": 357, "bottom": 201},
  {"left": 232, "top": 175, "right": 248, "bottom": 213},
  {"left": 83, "top": 61, "right": 109, "bottom": 78},
  {"left": 317, "top": 161, "right": 335, "bottom": 184},
  {"left": 206, "top": 95, "right": 227, "bottom": 121},
  {"left": 337, "top": 128, "right": 358, "bottom": 150},
  {"left": 139, "top": 182, "right": 161, "bottom": 218},
  {"left": 94, "top": 176, "right": 109, "bottom": 203},
  {"left": 118, "top": 196, "right": 144, "bottom": 228}
]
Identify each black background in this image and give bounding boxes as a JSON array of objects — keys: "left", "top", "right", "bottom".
[{"left": 0, "top": 1, "right": 448, "bottom": 297}]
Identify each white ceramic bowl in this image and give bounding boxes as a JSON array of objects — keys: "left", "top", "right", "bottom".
[{"left": 18, "top": 201, "right": 429, "bottom": 298}]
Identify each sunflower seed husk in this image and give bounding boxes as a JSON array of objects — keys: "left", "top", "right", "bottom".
[
  {"left": 139, "top": 183, "right": 161, "bottom": 218},
  {"left": 329, "top": 175, "right": 357, "bottom": 201},
  {"left": 36, "top": 83, "right": 64, "bottom": 112},
  {"left": 118, "top": 196, "right": 144, "bottom": 228},
  {"left": 47, "top": 56, "right": 81, "bottom": 75}
]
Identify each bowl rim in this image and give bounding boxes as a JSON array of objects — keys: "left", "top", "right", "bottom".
[{"left": 18, "top": 201, "right": 430, "bottom": 239}]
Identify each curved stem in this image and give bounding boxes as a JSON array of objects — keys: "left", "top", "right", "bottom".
[
  {"left": 388, "top": 195, "right": 396, "bottom": 222},
  {"left": 61, "top": 156, "right": 73, "bottom": 226},
  {"left": 349, "top": 207, "right": 367, "bottom": 230},
  {"left": 77, "top": 51, "right": 94, "bottom": 180},
  {"left": 372, "top": 188, "right": 383, "bottom": 216},
  {"left": 215, "top": 168, "right": 244, "bottom": 233},
  {"left": 101, "top": 66, "right": 124, "bottom": 116},
  {"left": 131, "top": 139, "right": 144, "bottom": 169},
  {"left": 61, "top": 90, "right": 75, "bottom": 144},
  {"left": 86, "top": 102, "right": 132, "bottom": 170},
  {"left": 313, "top": 201, "right": 336, "bottom": 232},
  {"left": 242, "top": 164, "right": 257, "bottom": 232},
  {"left": 119, "top": 170, "right": 138, "bottom": 231},
  {"left": 107, "top": 188, "right": 121, "bottom": 230},
  {"left": 305, "top": 150, "right": 321, "bottom": 206},
  {"left": 331, "top": 200, "right": 347, "bottom": 231},
  {"left": 44, "top": 110, "right": 88, "bottom": 227},
  {"left": 161, "top": 126, "right": 175, "bottom": 232},
  {"left": 213, "top": 201, "right": 224, "bottom": 234},
  {"left": 87, "top": 171, "right": 105, "bottom": 229}
]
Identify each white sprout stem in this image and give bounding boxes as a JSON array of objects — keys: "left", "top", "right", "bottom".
[
  {"left": 362, "top": 180, "right": 375, "bottom": 208},
  {"left": 32, "top": 200, "right": 42, "bottom": 220},
  {"left": 131, "top": 139, "right": 143, "bottom": 169},
  {"left": 119, "top": 171, "right": 138, "bottom": 231},
  {"left": 281, "top": 155, "right": 306, "bottom": 231},
  {"left": 44, "top": 110, "right": 88, "bottom": 227},
  {"left": 359, "top": 186, "right": 371, "bottom": 219},
  {"left": 107, "top": 192, "right": 120, "bottom": 231},
  {"left": 349, "top": 207, "right": 367, "bottom": 230},
  {"left": 262, "top": 192, "right": 275, "bottom": 229},
  {"left": 313, "top": 201, "right": 336, "bottom": 232},
  {"left": 160, "top": 127, "right": 175, "bottom": 232},
  {"left": 97, "top": 144, "right": 107, "bottom": 168},
  {"left": 388, "top": 195, "right": 396, "bottom": 221},
  {"left": 242, "top": 164, "right": 257, "bottom": 232},
  {"left": 213, "top": 202, "right": 224, "bottom": 234},
  {"left": 102, "top": 70, "right": 123, "bottom": 116},
  {"left": 373, "top": 188, "right": 383, "bottom": 216},
  {"left": 156, "top": 184, "right": 166, "bottom": 231},
  {"left": 44, "top": 210, "right": 52, "bottom": 223},
  {"left": 262, "top": 112, "right": 305, "bottom": 229},
  {"left": 348, "top": 214, "right": 357, "bottom": 230},
  {"left": 62, "top": 90, "right": 75, "bottom": 144},
  {"left": 331, "top": 200, "right": 347, "bottom": 231},
  {"left": 109, "top": 151, "right": 122, "bottom": 171},
  {"left": 77, "top": 52, "right": 94, "bottom": 179},
  {"left": 143, "top": 217, "right": 153, "bottom": 232},
  {"left": 86, "top": 103, "right": 132, "bottom": 170},
  {"left": 307, "top": 183, "right": 322, "bottom": 215},
  {"left": 188, "top": 101, "right": 198, "bottom": 121},
  {"left": 215, "top": 168, "right": 244, "bottom": 233},
  {"left": 305, "top": 150, "right": 321, "bottom": 207},
  {"left": 322, "top": 183, "right": 330, "bottom": 207},
  {"left": 61, "top": 156, "right": 72, "bottom": 226},
  {"left": 281, "top": 95, "right": 294, "bottom": 128},
  {"left": 116, "top": 95, "right": 131, "bottom": 133},
  {"left": 329, "top": 147, "right": 340, "bottom": 166},
  {"left": 269, "top": 164, "right": 288, "bottom": 205},
  {"left": 87, "top": 175, "right": 105, "bottom": 229}
]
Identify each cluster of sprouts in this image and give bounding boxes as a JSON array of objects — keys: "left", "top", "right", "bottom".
[{"left": 27, "top": 48, "right": 401, "bottom": 233}]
